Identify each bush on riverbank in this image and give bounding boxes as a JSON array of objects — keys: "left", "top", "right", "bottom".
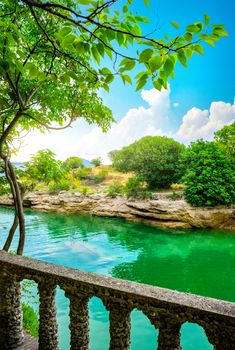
[{"left": 183, "top": 140, "right": 235, "bottom": 206}]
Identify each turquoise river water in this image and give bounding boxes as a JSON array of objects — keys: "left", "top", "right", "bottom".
[{"left": 0, "top": 206, "right": 235, "bottom": 349}]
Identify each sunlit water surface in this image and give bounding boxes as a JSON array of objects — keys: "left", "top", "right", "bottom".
[{"left": 1, "top": 206, "right": 235, "bottom": 349}]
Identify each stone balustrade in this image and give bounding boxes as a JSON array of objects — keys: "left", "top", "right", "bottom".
[{"left": 0, "top": 251, "right": 235, "bottom": 350}]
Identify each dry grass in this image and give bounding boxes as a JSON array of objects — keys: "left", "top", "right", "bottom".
[{"left": 90, "top": 165, "right": 132, "bottom": 186}]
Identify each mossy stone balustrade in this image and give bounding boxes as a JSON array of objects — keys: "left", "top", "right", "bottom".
[{"left": 0, "top": 251, "right": 235, "bottom": 350}]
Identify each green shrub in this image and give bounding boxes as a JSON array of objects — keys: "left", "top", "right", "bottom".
[
  {"left": 92, "top": 169, "right": 108, "bottom": 183},
  {"left": 78, "top": 186, "right": 93, "bottom": 195},
  {"left": 22, "top": 279, "right": 39, "bottom": 336},
  {"left": 183, "top": 140, "right": 235, "bottom": 206},
  {"left": 166, "top": 192, "right": 182, "bottom": 200},
  {"left": 24, "top": 149, "right": 64, "bottom": 184},
  {"left": 107, "top": 180, "right": 124, "bottom": 198},
  {"left": 91, "top": 157, "right": 102, "bottom": 167},
  {"left": 22, "top": 303, "right": 38, "bottom": 337},
  {"left": 74, "top": 167, "right": 91, "bottom": 180},
  {"left": 111, "top": 136, "right": 185, "bottom": 189},
  {"left": 62, "top": 156, "right": 84, "bottom": 170},
  {"left": 48, "top": 179, "right": 71, "bottom": 194},
  {"left": 124, "top": 176, "right": 152, "bottom": 199}
]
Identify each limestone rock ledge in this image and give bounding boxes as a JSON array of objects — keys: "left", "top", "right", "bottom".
[{"left": 0, "top": 192, "right": 234, "bottom": 230}]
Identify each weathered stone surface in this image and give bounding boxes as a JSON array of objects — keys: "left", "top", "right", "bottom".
[
  {"left": 0, "top": 192, "right": 234, "bottom": 230},
  {"left": 16, "top": 332, "right": 38, "bottom": 350},
  {"left": 0, "top": 270, "right": 24, "bottom": 350},
  {"left": 1, "top": 252, "right": 235, "bottom": 350}
]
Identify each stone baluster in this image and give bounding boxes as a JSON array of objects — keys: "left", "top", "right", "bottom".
[
  {"left": 0, "top": 269, "right": 24, "bottom": 350},
  {"left": 105, "top": 299, "right": 132, "bottom": 350},
  {"left": 38, "top": 280, "right": 58, "bottom": 350},
  {"left": 65, "top": 290, "right": 90, "bottom": 350},
  {"left": 204, "top": 322, "right": 235, "bottom": 350},
  {"left": 157, "top": 315, "right": 182, "bottom": 350}
]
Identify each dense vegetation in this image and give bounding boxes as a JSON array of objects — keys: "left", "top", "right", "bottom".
[
  {"left": 1, "top": 123, "right": 233, "bottom": 207},
  {"left": 110, "top": 136, "right": 185, "bottom": 189},
  {"left": 183, "top": 140, "right": 235, "bottom": 206}
]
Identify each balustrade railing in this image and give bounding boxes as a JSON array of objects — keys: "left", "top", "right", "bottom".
[{"left": 0, "top": 251, "right": 235, "bottom": 350}]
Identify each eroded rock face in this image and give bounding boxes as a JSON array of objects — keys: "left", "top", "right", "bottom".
[{"left": 0, "top": 192, "right": 234, "bottom": 230}]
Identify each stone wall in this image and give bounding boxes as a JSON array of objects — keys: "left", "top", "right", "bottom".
[
  {"left": 0, "top": 192, "right": 234, "bottom": 230},
  {"left": 0, "top": 252, "right": 235, "bottom": 349}
]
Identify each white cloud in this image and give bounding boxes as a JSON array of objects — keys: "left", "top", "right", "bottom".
[
  {"left": 176, "top": 100, "right": 235, "bottom": 142},
  {"left": 173, "top": 102, "right": 180, "bottom": 107},
  {"left": 12, "top": 88, "right": 235, "bottom": 163}
]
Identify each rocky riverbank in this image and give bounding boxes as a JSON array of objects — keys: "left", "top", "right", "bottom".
[{"left": 0, "top": 192, "right": 234, "bottom": 230}]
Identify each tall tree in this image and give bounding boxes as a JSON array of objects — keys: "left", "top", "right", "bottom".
[{"left": 110, "top": 136, "right": 185, "bottom": 189}]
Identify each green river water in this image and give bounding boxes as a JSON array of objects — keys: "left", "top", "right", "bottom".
[{"left": 0, "top": 206, "right": 235, "bottom": 349}]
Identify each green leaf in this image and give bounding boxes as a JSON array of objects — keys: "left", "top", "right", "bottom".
[
  {"left": 123, "top": 5, "right": 128, "bottom": 13},
  {"left": 77, "top": 0, "right": 91, "bottom": 4},
  {"left": 136, "top": 74, "right": 148, "bottom": 91},
  {"left": 121, "top": 74, "right": 132, "bottom": 85},
  {"left": 177, "top": 50, "right": 187, "bottom": 67},
  {"left": 204, "top": 14, "right": 210, "bottom": 25},
  {"left": 186, "top": 24, "right": 201, "bottom": 34},
  {"left": 119, "top": 58, "right": 136, "bottom": 72},
  {"left": 153, "top": 78, "right": 163, "bottom": 91},
  {"left": 103, "top": 83, "right": 110, "bottom": 92},
  {"left": 170, "top": 22, "right": 179, "bottom": 29},
  {"left": 91, "top": 46, "right": 100, "bottom": 65},
  {"left": 213, "top": 28, "right": 228, "bottom": 37},
  {"left": 96, "top": 43, "right": 104, "bottom": 57},
  {"left": 143, "top": 0, "right": 149, "bottom": 7},
  {"left": 184, "top": 32, "right": 193, "bottom": 42},
  {"left": 116, "top": 32, "right": 124, "bottom": 46},
  {"left": 148, "top": 55, "right": 162, "bottom": 72},
  {"left": 164, "top": 58, "right": 174, "bottom": 76},
  {"left": 139, "top": 48, "right": 153, "bottom": 63},
  {"left": 193, "top": 44, "right": 204, "bottom": 55}
]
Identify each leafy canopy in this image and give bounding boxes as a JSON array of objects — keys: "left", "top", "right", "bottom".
[
  {"left": 24, "top": 149, "right": 64, "bottom": 184},
  {"left": 63, "top": 157, "right": 84, "bottom": 170},
  {"left": 0, "top": 0, "right": 228, "bottom": 96},
  {"left": 91, "top": 157, "right": 102, "bottom": 167},
  {"left": 214, "top": 122, "right": 235, "bottom": 159},
  {"left": 183, "top": 140, "right": 235, "bottom": 206},
  {"left": 110, "top": 136, "right": 185, "bottom": 189}
]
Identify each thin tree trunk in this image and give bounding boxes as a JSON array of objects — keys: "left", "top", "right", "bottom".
[
  {"left": 2, "top": 159, "right": 19, "bottom": 252},
  {"left": 3, "top": 213, "right": 19, "bottom": 252},
  {"left": 7, "top": 159, "right": 25, "bottom": 255}
]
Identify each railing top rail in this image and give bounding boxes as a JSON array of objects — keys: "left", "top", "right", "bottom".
[{"left": 0, "top": 251, "right": 235, "bottom": 319}]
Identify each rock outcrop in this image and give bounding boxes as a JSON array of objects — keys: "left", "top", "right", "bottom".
[{"left": 0, "top": 192, "right": 234, "bottom": 230}]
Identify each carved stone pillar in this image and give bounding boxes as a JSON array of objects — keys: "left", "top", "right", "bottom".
[
  {"left": 38, "top": 281, "right": 58, "bottom": 350},
  {"left": 106, "top": 299, "right": 132, "bottom": 350},
  {"left": 0, "top": 269, "right": 24, "bottom": 350},
  {"left": 66, "top": 291, "right": 90, "bottom": 350},
  {"left": 157, "top": 315, "right": 182, "bottom": 350},
  {"left": 204, "top": 322, "right": 235, "bottom": 350}
]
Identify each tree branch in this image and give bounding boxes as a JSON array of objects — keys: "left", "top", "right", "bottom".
[{"left": 23, "top": 112, "right": 75, "bottom": 130}]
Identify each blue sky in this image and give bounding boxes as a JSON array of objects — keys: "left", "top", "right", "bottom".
[
  {"left": 15, "top": 0, "right": 235, "bottom": 162},
  {"left": 102, "top": 0, "right": 235, "bottom": 127}
]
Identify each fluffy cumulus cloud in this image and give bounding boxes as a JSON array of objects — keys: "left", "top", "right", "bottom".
[
  {"left": 176, "top": 100, "right": 235, "bottom": 142},
  {"left": 13, "top": 88, "right": 235, "bottom": 163},
  {"left": 71, "top": 87, "right": 171, "bottom": 162}
]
